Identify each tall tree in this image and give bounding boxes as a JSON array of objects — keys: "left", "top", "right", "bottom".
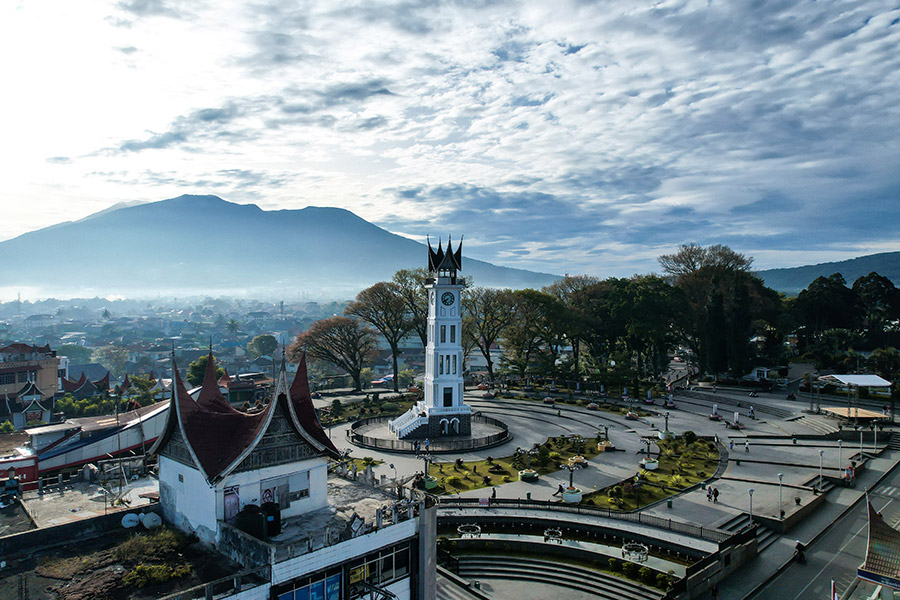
[
  {"left": 658, "top": 243, "right": 753, "bottom": 279},
  {"left": 544, "top": 275, "right": 599, "bottom": 377},
  {"left": 393, "top": 268, "right": 429, "bottom": 351},
  {"left": 187, "top": 354, "right": 225, "bottom": 386},
  {"left": 91, "top": 345, "right": 129, "bottom": 377},
  {"left": 501, "top": 289, "right": 566, "bottom": 377},
  {"left": 247, "top": 334, "right": 278, "bottom": 359},
  {"left": 462, "top": 287, "right": 516, "bottom": 383},
  {"left": 345, "top": 282, "right": 412, "bottom": 393},
  {"left": 853, "top": 272, "right": 900, "bottom": 343},
  {"left": 226, "top": 318, "right": 241, "bottom": 334},
  {"left": 288, "top": 316, "right": 377, "bottom": 391},
  {"left": 794, "top": 274, "right": 861, "bottom": 339}
]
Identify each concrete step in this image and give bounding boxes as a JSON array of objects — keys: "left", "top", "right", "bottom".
[
  {"left": 794, "top": 416, "right": 840, "bottom": 435},
  {"left": 437, "top": 577, "right": 490, "bottom": 600},
  {"left": 457, "top": 556, "right": 663, "bottom": 600},
  {"left": 889, "top": 434, "right": 900, "bottom": 451},
  {"left": 756, "top": 525, "right": 780, "bottom": 552},
  {"left": 716, "top": 512, "right": 752, "bottom": 532}
]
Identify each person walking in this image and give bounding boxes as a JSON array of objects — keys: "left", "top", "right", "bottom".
[
  {"left": 713, "top": 487, "right": 719, "bottom": 503},
  {"left": 707, "top": 487, "right": 713, "bottom": 502},
  {"left": 745, "top": 440, "right": 750, "bottom": 453},
  {"left": 553, "top": 483, "right": 564, "bottom": 497},
  {"left": 729, "top": 440, "right": 734, "bottom": 451},
  {"left": 425, "top": 438, "right": 430, "bottom": 451},
  {"left": 491, "top": 487, "right": 497, "bottom": 500}
]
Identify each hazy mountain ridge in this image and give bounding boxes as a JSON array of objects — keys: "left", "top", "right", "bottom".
[
  {"left": 756, "top": 252, "right": 900, "bottom": 295},
  {"left": 0, "top": 195, "right": 558, "bottom": 298}
]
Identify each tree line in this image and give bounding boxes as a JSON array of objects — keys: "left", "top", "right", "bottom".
[{"left": 287, "top": 244, "right": 900, "bottom": 397}]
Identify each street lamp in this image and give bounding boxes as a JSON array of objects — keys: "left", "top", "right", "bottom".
[
  {"left": 749, "top": 488, "right": 754, "bottom": 520},
  {"left": 859, "top": 427, "right": 864, "bottom": 460},
  {"left": 778, "top": 473, "right": 784, "bottom": 519},
  {"left": 818, "top": 450, "right": 824, "bottom": 490},
  {"left": 389, "top": 463, "right": 397, "bottom": 480},
  {"left": 838, "top": 440, "right": 843, "bottom": 470}
]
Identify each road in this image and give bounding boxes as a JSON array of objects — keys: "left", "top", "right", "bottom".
[{"left": 752, "top": 465, "right": 900, "bottom": 599}]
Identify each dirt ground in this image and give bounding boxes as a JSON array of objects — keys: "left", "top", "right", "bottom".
[
  {"left": 0, "top": 432, "right": 29, "bottom": 455},
  {"left": 0, "top": 526, "right": 243, "bottom": 600},
  {"left": 0, "top": 499, "right": 36, "bottom": 537}
]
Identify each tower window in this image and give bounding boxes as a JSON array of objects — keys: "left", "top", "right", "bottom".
[
  {"left": 440, "top": 325, "right": 446, "bottom": 343},
  {"left": 452, "top": 355, "right": 457, "bottom": 374},
  {"left": 445, "top": 355, "right": 450, "bottom": 375},
  {"left": 450, "top": 326, "right": 456, "bottom": 343},
  {"left": 439, "top": 356, "right": 443, "bottom": 375},
  {"left": 443, "top": 387, "right": 453, "bottom": 407}
]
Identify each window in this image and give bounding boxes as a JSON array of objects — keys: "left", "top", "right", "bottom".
[
  {"left": 445, "top": 355, "right": 450, "bottom": 375},
  {"left": 439, "top": 356, "right": 443, "bottom": 375},
  {"left": 17, "top": 371, "right": 28, "bottom": 383},
  {"left": 440, "top": 325, "right": 446, "bottom": 343},
  {"left": 450, "top": 325, "right": 455, "bottom": 343},
  {"left": 443, "top": 387, "right": 453, "bottom": 407},
  {"left": 452, "top": 355, "right": 457, "bottom": 374},
  {"left": 347, "top": 542, "right": 411, "bottom": 598},
  {"left": 275, "top": 567, "right": 342, "bottom": 600},
  {"left": 0, "top": 374, "right": 14, "bottom": 385}
]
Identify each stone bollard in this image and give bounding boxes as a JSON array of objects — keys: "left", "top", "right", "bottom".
[
  {"left": 376, "top": 508, "right": 383, "bottom": 528},
  {"left": 58, "top": 474, "right": 64, "bottom": 495}
]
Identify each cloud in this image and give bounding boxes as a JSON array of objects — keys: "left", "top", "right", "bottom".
[
  {"left": 46, "top": 156, "right": 71, "bottom": 164},
  {"left": 116, "top": 0, "right": 188, "bottom": 18}
]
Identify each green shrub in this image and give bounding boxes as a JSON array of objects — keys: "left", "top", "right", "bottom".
[
  {"left": 446, "top": 476, "right": 462, "bottom": 487},
  {"left": 548, "top": 452, "right": 561, "bottom": 460},
  {"left": 380, "top": 402, "right": 399, "bottom": 413},
  {"left": 502, "top": 476, "right": 511, "bottom": 483},
  {"left": 622, "top": 561, "right": 638, "bottom": 578},
  {"left": 0, "top": 420, "right": 15, "bottom": 433},
  {"left": 639, "top": 566, "right": 654, "bottom": 584},
  {"left": 608, "top": 558, "right": 621, "bottom": 571},
  {"left": 656, "top": 573, "right": 672, "bottom": 589},
  {"left": 122, "top": 563, "right": 192, "bottom": 588},
  {"left": 682, "top": 430, "right": 697, "bottom": 445}
]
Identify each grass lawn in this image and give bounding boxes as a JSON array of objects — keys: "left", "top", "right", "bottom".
[
  {"left": 427, "top": 435, "right": 604, "bottom": 495},
  {"left": 582, "top": 437, "right": 720, "bottom": 511},
  {"left": 348, "top": 457, "right": 384, "bottom": 471},
  {"left": 318, "top": 396, "right": 417, "bottom": 427}
]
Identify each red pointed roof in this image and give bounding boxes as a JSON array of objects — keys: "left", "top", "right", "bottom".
[
  {"left": 61, "top": 373, "right": 85, "bottom": 393},
  {"left": 288, "top": 353, "right": 339, "bottom": 456},
  {"left": 93, "top": 371, "right": 111, "bottom": 391},
  {"left": 121, "top": 374, "right": 132, "bottom": 390},
  {"left": 195, "top": 353, "right": 238, "bottom": 414}
]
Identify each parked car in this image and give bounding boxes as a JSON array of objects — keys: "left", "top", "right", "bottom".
[
  {"left": 586, "top": 402, "right": 599, "bottom": 410},
  {"left": 543, "top": 397, "right": 555, "bottom": 404}
]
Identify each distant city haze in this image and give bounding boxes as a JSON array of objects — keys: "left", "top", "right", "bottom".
[{"left": 2, "top": 1, "right": 899, "bottom": 280}]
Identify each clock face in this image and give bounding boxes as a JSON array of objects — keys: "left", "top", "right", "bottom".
[{"left": 441, "top": 292, "right": 455, "bottom": 306}]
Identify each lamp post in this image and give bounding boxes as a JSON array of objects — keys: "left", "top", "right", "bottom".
[
  {"left": 860, "top": 428, "right": 864, "bottom": 460},
  {"left": 389, "top": 463, "right": 397, "bottom": 481},
  {"left": 749, "top": 488, "right": 754, "bottom": 520},
  {"left": 818, "top": 450, "right": 824, "bottom": 490},
  {"left": 839, "top": 440, "right": 843, "bottom": 471},
  {"left": 778, "top": 473, "right": 784, "bottom": 519},
  {"left": 873, "top": 423, "right": 877, "bottom": 452}
]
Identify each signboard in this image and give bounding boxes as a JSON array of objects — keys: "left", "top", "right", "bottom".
[
  {"left": 478, "top": 497, "right": 490, "bottom": 506},
  {"left": 349, "top": 564, "right": 369, "bottom": 584},
  {"left": 858, "top": 567, "right": 900, "bottom": 590},
  {"left": 325, "top": 574, "right": 341, "bottom": 600}
]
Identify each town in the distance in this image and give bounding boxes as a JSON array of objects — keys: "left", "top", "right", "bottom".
[{"left": 2, "top": 233, "right": 900, "bottom": 600}]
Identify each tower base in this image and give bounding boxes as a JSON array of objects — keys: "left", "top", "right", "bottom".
[{"left": 402, "top": 412, "right": 471, "bottom": 439}]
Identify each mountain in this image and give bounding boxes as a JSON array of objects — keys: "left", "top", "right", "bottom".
[
  {"left": 756, "top": 252, "right": 900, "bottom": 295},
  {"left": 0, "top": 195, "right": 558, "bottom": 298}
]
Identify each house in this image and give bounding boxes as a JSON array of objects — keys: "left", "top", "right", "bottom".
[
  {"left": 0, "top": 343, "right": 61, "bottom": 400},
  {"left": 150, "top": 353, "right": 437, "bottom": 599}
]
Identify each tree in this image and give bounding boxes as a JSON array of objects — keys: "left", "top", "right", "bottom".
[
  {"left": 226, "top": 319, "right": 241, "bottom": 334},
  {"left": 346, "top": 282, "right": 412, "bottom": 393},
  {"left": 91, "top": 345, "right": 129, "bottom": 377},
  {"left": 129, "top": 374, "right": 157, "bottom": 406},
  {"left": 544, "top": 275, "right": 600, "bottom": 377},
  {"left": 58, "top": 344, "right": 92, "bottom": 363},
  {"left": 658, "top": 243, "right": 753, "bottom": 279},
  {"left": 853, "top": 272, "right": 900, "bottom": 343},
  {"left": 462, "top": 287, "right": 517, "bottom": 383},
  {"left": 501, "top": 289, "right": 567, "bottom": 377},
  {"left": 794, "top": 274, "right": 861, "bottom": 340},
  {"left": 187, "top": 354, "right": 225, "bottom": 387},
  {"left": 288, "top": 316, "right": 377, "bottom": 391},
  {"left": 247, "top": 334, "right": 278, "bottom": 359},
  {"left": 393, "top": 268, "right": 429, "bottom": 351},
  {"left": 101, "top": 308, "right": 112, "bottom": 320}
]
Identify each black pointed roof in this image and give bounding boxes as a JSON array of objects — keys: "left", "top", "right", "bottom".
[{"left": 427, "top": 235, "right": 463, "bottom": 273}]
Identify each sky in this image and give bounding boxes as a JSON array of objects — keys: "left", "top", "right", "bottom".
[{"left": 2, "top": 0, "right": 899, "bottom": 278}]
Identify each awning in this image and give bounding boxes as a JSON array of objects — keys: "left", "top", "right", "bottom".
[{"left": 819, "top": 374, "right": 892, "bottom": 388}]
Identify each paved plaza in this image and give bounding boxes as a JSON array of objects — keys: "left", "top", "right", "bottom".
[{"left": 329, "top": 386, "right": 900, "bottom": 598}]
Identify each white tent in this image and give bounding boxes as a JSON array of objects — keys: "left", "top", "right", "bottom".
[{"left": 819, "top": 374, "right": 892, "bottom": 388}]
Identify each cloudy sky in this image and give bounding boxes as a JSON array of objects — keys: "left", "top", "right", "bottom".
[{"left": 2, "top": 0, "right": 899, "bottom": 277}]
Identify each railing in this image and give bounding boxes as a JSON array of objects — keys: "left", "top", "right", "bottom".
[
  {"left": 348, "top": 414, "right": 511, "bottom": 453},
  {"left": 157, "top": 564, "right": 271, "bottom": 600},
  {"left": 437, "top": 497, "right": 732, "bottom": 543},
  {"left": 388, "top": 404, "right": 424, "bottom": 435}
]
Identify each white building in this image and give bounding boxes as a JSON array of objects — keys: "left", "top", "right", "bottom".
[
  {"left": 151, "top": 352, "right": 436, "bottom": 599},
  {"left": 390, "top": 237, "right": 472, "bottom": 439}
]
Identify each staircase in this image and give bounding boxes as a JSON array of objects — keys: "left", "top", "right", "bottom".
[
  {"left": 456, "top": 555, "right": 664, "bottom": 600},
  {"left": 889, "top": 433, "right": 900, "bottom": 451},
  {"left": 389, "top": 402, "right": 428, "bottom": 438},
  {"left": 716, "top": 513, "right": 779, "bottom": 552},
  {"left": 793, "top": 416, "right": 840, "bottom": 435}
]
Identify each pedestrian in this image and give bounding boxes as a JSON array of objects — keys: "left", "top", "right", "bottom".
[
  {"left": 425, "top": 438, "right": 430, "bottom": 451},
  {"left": 749, "top": 406, "right": 755, "bottom": 420},
  {"left": 745, "top": 440, "right": 750, "bottom": 453},
  {"left": 553, "top": 483, "right": 563, "bottom": 497},
  {"left": 729, "top": 440, "right": 734, "bottom": 451},
  {"left": 414, "top": 440, "right": 420, "bottom": 453},
  {"left": 713, "top": 487, "right": 719, "bottom": 503},
  {"left": 707, "top": 488, "right": 713, "bottom": 502},
  {"left": 491, "top": 487, "right": 497, "bottom": 499},
  {"left": 710, "top": 583, "right": 719, "bottom": 600}
]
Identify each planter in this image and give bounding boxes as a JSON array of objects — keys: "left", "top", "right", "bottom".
[
  {"left": 640, "top": 458, "right": 659, "bottom": 471},
  {"left": 597, "top": 441, "right": 615, "bottom": 452},
  {"left": 423, "top": 476, "right": 439, "bottom": 490},
  {"left": 519, "top": 469, "right": 539, "bottom": 482},
  {"left": 561, "top": 487, "right": 583, "bottom": 503},
  {"left": 658, "top": 430, "right": 675, "bottom": 440},
  {"left": 568, "top": 455, "right": 587, "bottom": 466}
]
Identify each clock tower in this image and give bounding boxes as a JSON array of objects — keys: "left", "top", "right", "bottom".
[{"left": 389, "top": 236, "right": 471, "bottom": 439}]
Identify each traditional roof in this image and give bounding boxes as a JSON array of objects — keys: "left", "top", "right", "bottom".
[
  {"left": 121, "top": 374, "right": 132, "bottom": 391},
  {"left": 61, "top": 372, "right": 88, "bottom": 394},
  {"left": 289, "top": 353, "right": 340, "bottom": 455},
  {"left": 150, "top": 352, "right": 338, "bottom": 485},
  {"left": 0, "top": 343, "right": 50, "bottom": 355},
  {"left": 93, "top": 371, "right": 111, "bottom": 392},
  {"left": 859, "top": 500, "right": 900, "bottom": 589},
  {"left": 16, "top": 381, "right": 43, "bottom": 400},
  {"left": 427, "top": 235, "right": 463, "bottom": 273}
]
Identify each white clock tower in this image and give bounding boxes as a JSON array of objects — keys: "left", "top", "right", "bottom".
[{"left": 389, "top": 237, "right": 471, "bottom": 439}]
